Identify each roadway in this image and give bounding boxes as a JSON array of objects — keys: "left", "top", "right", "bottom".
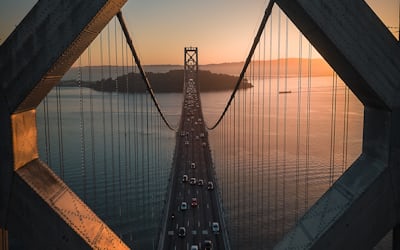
[{"left": 160, "top": 78, "right": 226, "bottom": 250}]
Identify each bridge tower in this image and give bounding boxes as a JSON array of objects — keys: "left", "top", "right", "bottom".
[{"left": 184, "top": 47, "right": 198, "bottom": 85}]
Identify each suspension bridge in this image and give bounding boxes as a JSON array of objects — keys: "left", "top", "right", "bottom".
[{"left": 1, "top": 0, "right": 400, "bottom": 249}]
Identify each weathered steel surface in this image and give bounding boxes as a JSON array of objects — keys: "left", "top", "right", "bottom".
[
  {"left": 0, "top": 0, "right": 128, "bottom": 248},
  {"left": 274, "top": 0, "right": 400, "bottom": 249}
]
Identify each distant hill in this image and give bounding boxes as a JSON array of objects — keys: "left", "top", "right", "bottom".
[
  {"left": 64, "top": 70, "right": 252, "bottom": 93},
  {"left": 60, "top": 58, "right": 332, "bottom": 92},
  {"left": 62, "top": 58, "right": 332, "bottom": 81},
  {"left": 201, "top": 58, "right": 333, "bottom": 77}
]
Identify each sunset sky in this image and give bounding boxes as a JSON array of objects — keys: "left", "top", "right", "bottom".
[{"left": 0, "top": 0, "right": 398, "bottom": 65}]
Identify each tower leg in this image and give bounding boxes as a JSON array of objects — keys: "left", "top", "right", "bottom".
[
  {"left": 393, "top": 225, "right": 400, "bottom": 250},
  {"left": 0, "top": 228, "right": 8, "bottom": 250}
]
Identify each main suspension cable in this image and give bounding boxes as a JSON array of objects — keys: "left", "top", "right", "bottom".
[
  {"left": 207, "top": 0, "right": 275, "bottom": 130},
  {"left": 116, "top": 11, "right": 176, "bottom": 131}
]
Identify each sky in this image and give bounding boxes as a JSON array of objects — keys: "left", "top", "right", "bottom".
[{"left": 0, "top": 0, "right": 399, "bottom": 65}]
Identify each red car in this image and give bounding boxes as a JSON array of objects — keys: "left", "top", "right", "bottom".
[{"left": 191, "top": 198, "right": 198, "bottom": 207}]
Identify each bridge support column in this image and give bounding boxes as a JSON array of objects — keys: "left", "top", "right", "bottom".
[
  {"left": 274, "top": 0, "right": 400, "bottom": 249},
  {"left": 394, "top": 224, "right": 400, "bottom": 250},
  {"left": 0, "top": 228, "right": 8, "bottom": 250},
  {"left": 0, "top": 0, "right": 129, "bottom": 248}
]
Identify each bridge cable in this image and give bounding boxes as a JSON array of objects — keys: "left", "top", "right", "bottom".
[
  {"left": 282, "top": 14, "right": 289, "bottom": 235},
  {"left": 295, "top": 32, "right": 303, "bottom": 222},
  {"left": 329, "top": 71, "right": 338, "bottom": 186},
  {"left": 260, "top": 23, "right": 266, "bottom": 247},
  {"left": 342, "top": 85, "right": 350, "bottom": 173},
  {"left": 305, "top": 44, "right": 312, "bottom": 210},
  {"left": 100, "top": 30, "right": 109, "bottom": 217},
  {"left": 121, "top": 30, "right": 128, "bottom": 218},
  {"left": 55, "top": 81, "right": 65, "bottom": 179},
  {"left": 116, "top": 12, "right": 176, "bottom": 131},
  {"left": 267, "top": 15, "right": 273, "bottom": 238},
  {"left": 107, "top": 21, "right": 116, "bottom": 212},
  {"left": 88, "top": 45, "right": 97, "bottom": 208},
  {"left": 114, "top": 18, "right": 123, "bottom": 223},
  {"left": 274, "top": 9, "right": 281, "bottom": 241},
  {"left": 207, "top": 0, "right": 275, "bottom": 130},
  {"left": 78, "top": 56, "right": 87, "bottom": 201}
]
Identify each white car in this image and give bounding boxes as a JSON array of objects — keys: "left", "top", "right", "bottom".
[
  {"left": 207, "top": 181, "right": 214, "bottom": 190},
  {"left": 212, "top": 222, "right": 220, "bottom": 234},
  {"left": 190, "top": 245, "right": 199, "bottom": 250},
  {"left": 180, "top": 202, "right": 188, "bottom": 211}
]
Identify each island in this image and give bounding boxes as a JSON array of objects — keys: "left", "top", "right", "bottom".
[{"left": 60, "top": 70, "right": 252, "bottom": 93}]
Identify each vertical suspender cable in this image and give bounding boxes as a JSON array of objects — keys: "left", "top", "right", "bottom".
[
  {"left": 126, "top": 39, "right": 132, "bottom": 218},
  {"left": 305, "top": 44, "right": 312, "bottom": 210},
  {"left": 281, "top": 15, "right": 289, "bottom": 235},
  {"left": 256, "top": 36, "right": 262, "bottom": 247},
  {"left": 56, "top": 81, "right": 64, "bottom": 179},
  {"left": 329, "top": 72, "right": 338, "bottom": 186},
  {"left": 241, "top": 56, "right": 246, "bottom": 243},
  {"left": 274, "top": 9, "right": 281, "bottom": 240},
  {"left": 100, "top": 30, "right": 109, "bottom": 217},
  {"left": 295, "top": 32, "right": 303, "bottom": 222},
  {"left": 261, "top": 24, "right": 266, "bottom": 247},
  {"left": 232, "top": 97, "right": 237, "bottom": 240},
  {"left": 140, "top": 81, "right": 145, "bottom": 213},
  {"left": 88, "top": 46, "right": 97, "bottom": 208},
  {"left": 114, "top": 18, "right": 122, "bottom": 221},
  {"left": 107, "top": 22, "right": 116, "bottom": 213},
  {"left": 121, "top": 30, "right": 128, "bottom": 216},
  {"left": 342, "top": 85, "right": 350, "bottom": 173},
  {"left": 134, "top": 64, "right": 139, "bottom": 213},
  {"left": 146, "top": 87, "right": 151, "bottom": 216},
  {"left": 78, "top": 56, "right": 87, "bottom": 201},
  {"left": 267, "top": 14, "right": 273, "bottom": 239}
]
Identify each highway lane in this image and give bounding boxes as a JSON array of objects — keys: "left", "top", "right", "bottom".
[{"left": 161, "top": 79, "right": 226, "bottom": 250}]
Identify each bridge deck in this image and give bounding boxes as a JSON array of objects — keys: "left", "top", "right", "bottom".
[{"left": 159, "top": 78, "right": 228, "bottom": 249}]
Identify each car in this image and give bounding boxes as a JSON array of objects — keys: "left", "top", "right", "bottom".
[
  {"left": 191, "top": 197, "right": 198, "bottom": 207},
  {"left": 200, "top": 133, "right": 205, "bottom": 138},
  {"left": 207, "top": 181, "right": 214, "bottom": 190},
  {"left": 190, "top": 177, "right": 197, "bottom": 185},
  {"left": 202, "top": 142, "right": 207, "bottom": 147},
  {"left": 178, "top": 227, "right": 186, "bottom": 237},
  {"left": 190, "top": 245, "right": 199, "bottom": 250},
  {"left": 185, "top": 141, "right": 189, "bottom": 145},
  {"left": 197, "top": 179, "right": 204, "bottom": 186},
  {"left": 191, "top": 162, "right": 196, "bottom": 169},
  {"left": 180, "top": 202, "right": 188, "bottom": 211},
  {"left": 212, "top": 222, "right": 220, "bottom": 234},
  {"left": 182, "top": 175, "right": 188, "bottom": 183},
  {"left": 204, "top": 240, "right": 213, "bottom": 250}
]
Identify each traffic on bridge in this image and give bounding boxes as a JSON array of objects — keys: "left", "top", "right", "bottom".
[{"left": 160, "top": 76, "right": 227, "bottom": 250}]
